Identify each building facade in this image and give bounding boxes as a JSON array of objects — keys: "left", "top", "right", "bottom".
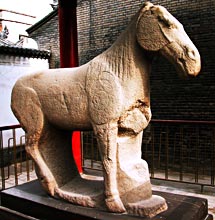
[
  {"left": 27, "top": 10, "right": 59, "bottom": 69},
  {"left": 0, "top": 36, "right": 50, "bottom": 147}
]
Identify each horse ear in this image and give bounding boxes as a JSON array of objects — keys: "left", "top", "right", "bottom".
[{"left": 136, "top": 10, "right": 170, "bottom": 51}]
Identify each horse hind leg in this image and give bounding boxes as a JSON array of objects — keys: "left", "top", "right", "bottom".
[
  {"left": 26, "top": 132, "right": 58, "bottom": 196},
  {"left": 11, "top": 86, "right": 57, "bottom": 195},
  {"left": 12, "top": 85, "right": 101, "bottom": 208}
]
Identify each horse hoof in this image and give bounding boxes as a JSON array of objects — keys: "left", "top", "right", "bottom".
[{"left": 105, "top": 197, "right": 126, "bottom": 213}]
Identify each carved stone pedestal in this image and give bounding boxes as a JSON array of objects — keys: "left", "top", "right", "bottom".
[{"left": 0, "top": 180, "right": 213, "bottom": 220}]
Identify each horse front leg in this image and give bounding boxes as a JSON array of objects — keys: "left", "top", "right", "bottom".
[{"left": 94, "top": 121, "right": 126, "bottom": 213}]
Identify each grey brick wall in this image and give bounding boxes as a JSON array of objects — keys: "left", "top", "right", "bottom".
[
  {"left": 29, "top": 0, "right": 215, "bottom": 121},
  {"left": 150, "top": 0, "right": 215, "bottom": 120},
  {"left": 29, "top": 13, "right": 60, "bottom": 69},
  {"left": 77, "top": 0, "right": 145, "bottom": 64},
  {"left": 77, "top": 0, "right": 215, "bottom": 121}
]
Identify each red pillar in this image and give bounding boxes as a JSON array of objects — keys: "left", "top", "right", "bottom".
[{"left": 58, "top": 0, "right": 82, "bottom": 173}]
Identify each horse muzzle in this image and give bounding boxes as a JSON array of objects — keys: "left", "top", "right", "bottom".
[{"left": 178, "top": 48, "right": 201, "bottom": 78}]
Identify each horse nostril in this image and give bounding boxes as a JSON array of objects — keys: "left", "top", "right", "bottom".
[{"left": 188, "top": 50, "right": 196, "bottom": 60}]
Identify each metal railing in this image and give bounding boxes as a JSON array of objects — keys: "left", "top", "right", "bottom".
[
  {"left": 82, "top": 131, "right": 102, "bottom": 170},
  {"left": 143, "top": 120, "right": 215, "bottom": 191},
  {"left": 82, "top": 120, "right": 215, "bottom": 191},
  {"left": 0, "top": 125, "right": 35, "bottom": 191},
  {"left": 1, "top": 120, "right": 215, "bottom": 192}
]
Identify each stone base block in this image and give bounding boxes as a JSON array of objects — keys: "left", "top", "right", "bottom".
[
  {"left": 127, "top": 195, "right": 167, "bottom": 218},
  {"left": 0, "top": 180, "right": 213, "bottom": 220}
]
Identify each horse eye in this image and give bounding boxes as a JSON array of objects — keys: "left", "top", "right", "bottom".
[
  {"left": 167, "top": 24, "right": 172, "bottom": 29},
  {"left": 164, "top": 20, "right": 175, "bottom": 29},
  {"left": 159, "top": 18, "right": 171, "bottom": 28}
]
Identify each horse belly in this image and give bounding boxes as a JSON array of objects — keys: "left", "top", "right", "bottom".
[{"left": 40, "top": 83, "right": 91, "bottom": 130}]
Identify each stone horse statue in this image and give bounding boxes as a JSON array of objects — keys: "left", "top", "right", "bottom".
[{"left": 11, "top": 2, "right": 201, "bottom": 217}]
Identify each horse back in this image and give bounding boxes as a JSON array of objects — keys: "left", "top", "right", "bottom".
[{"left": 12, "top": 64, "right": 92, "bottom": 130}]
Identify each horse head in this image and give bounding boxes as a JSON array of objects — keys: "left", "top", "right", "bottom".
[{"left": 136, "top": 2, "right": 201, "bottom": 78}]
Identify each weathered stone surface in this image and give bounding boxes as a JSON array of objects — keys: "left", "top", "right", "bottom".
[
  {"left": 117, "top": 133, "right": 152, "bottom": 203},
  {"left": 11, "top": 2, "right": 201, "bottom": 218},
  {"left": 1, "top": 180, "right": 212, "bottom": 220},
  {"left": 127, "top": 195, "right": 168, "bottom": 218}
]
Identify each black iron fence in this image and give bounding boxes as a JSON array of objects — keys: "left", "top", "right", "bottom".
[
  {"left": 82, "top": 131, "right": 102, "bottom": 170},
  {"left": 142, "top": 120, "right": 215, "bottom": 191},
  {"left": 1, "top": 120, "right": 215, "bottom": 191},
  {"left": 0, "top": 125, "right": 35, "bottom": 191},
  {"left": 82, "top": 120, "right": 215, "bottom": 191}
]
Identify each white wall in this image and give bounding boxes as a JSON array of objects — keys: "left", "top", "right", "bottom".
[{"left": 0, "top": 56, "right": 49, "bottom": 147}]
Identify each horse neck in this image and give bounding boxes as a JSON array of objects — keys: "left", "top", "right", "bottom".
[{"left": 101, "top": 14, "right": 150, "bottom": 80}]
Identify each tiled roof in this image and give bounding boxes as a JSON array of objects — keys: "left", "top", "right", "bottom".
[
  {"left": 0, "top": 25, "right": 50, "bottom": 59},
  {"left": 0, "top": 45, "right": 51, "bottom": 59}
]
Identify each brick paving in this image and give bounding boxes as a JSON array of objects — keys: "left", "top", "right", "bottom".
[
  {"left": 0, "top": 162, "right": 37, "bottom": 190},
  {"left": 2, "top": 169, "right": 37, "bottom": 190}
]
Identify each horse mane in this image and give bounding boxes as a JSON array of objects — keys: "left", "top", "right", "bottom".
[{"left": 89, "top": 11, "right": 145, "bottom": 80}]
